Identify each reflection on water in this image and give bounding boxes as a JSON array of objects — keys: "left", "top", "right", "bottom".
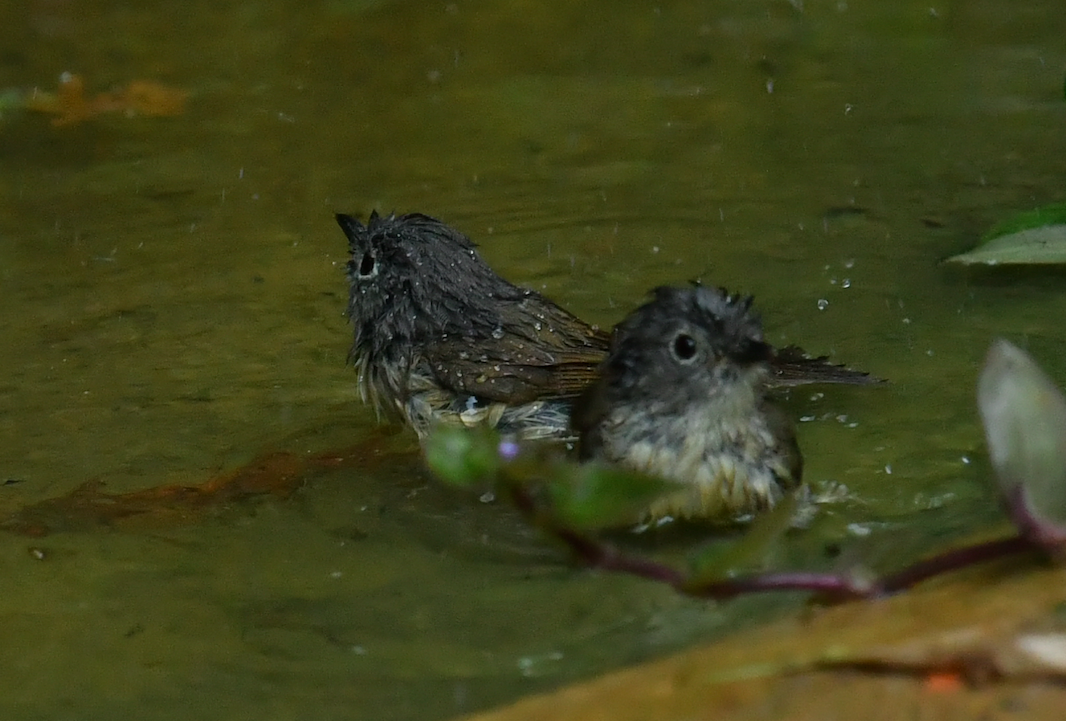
[{"left": 1, "top": 0, "right": 1065, "bottom": 718}]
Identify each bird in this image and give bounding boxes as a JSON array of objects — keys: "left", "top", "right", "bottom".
[
  {"left": 337, "top": 211, "right": 878, "bottom": 449},
  {"left": 571, "top": 285, "right": 806, "bottom": 522},
  {"left": 337, "top": 211, "right": 610, "bottom": 440}
]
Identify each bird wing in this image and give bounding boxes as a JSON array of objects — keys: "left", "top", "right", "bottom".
[
  {"left": 425, "top": 299, "right": 610, "bottom": 404},
  {"left": 769, "top": 345, "right": 885, "bottom": 387}
]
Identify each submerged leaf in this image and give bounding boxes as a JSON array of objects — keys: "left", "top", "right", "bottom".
[
  {"left": 977, "top": 339, "right": 1066, "bottom": 543},
  {"left": 424, "top": 425, "right": 501, "bottom": 489},
  {"left": 547, "top": 464, "right": 677, "bottom": 530}
]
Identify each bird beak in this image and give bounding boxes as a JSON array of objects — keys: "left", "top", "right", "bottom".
[{"left": 731, "top": 340, "right": 772, "bottom": 365}]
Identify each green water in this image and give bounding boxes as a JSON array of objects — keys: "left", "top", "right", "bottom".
[{"left": 1, "top": 0, "right": 1065, "bottom": 718}]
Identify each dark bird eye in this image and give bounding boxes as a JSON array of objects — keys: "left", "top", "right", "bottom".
[
  {"left": 358, "top": 252, "right": 376, "bottom": 277},
  {"left": 672, "top": 333, "right": 697, "bottom": 361}
]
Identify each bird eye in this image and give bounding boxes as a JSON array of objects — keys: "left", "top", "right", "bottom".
[
  {"left": 358, "top": 252, "right": 376, "bottom": 277},
  {"left": 672, "top": 333, "right": 698, "bottom": 362}
]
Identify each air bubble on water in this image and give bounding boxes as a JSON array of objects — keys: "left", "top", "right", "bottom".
[
  {"left": 841, "top": 278, "right": 851, "bottom": 289},
  {"left": 817, "top": 298, "right": 829, "bottom": 310},
  {"left": 491, "top": 327, "right": 504, "bottom": 340},
  {"left": 533, "top": 321, "right": 542, "bottom": 331},
  {"left": 479, "top": 491, "right": 496, "bottom": 503}
]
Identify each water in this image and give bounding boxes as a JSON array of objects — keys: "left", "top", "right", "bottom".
[{"left": 1, "top": 0, "right": 1065, "bottom": 718}]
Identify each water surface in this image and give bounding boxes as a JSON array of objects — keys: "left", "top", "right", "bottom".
[{"left": 1, "top": 0, "right": 1065, "bottom": 718}]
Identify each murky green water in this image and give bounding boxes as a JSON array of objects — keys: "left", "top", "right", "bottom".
[{"left": 1, "top": 0, "right": 1065, "bottom": 718}]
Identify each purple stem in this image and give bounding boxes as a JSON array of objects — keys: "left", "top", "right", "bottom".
[
  {"left": 501, "top": 473, "right": 1050, "bottom": 603},
  {"left": 878, "top": 534, "right": 1036, "bottom": 594},
  {"left": 555, "top": 528, "right": 686, "bottom": 586}
]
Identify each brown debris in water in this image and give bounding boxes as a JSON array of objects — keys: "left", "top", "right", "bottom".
[
  {"left": 0, "top": 440, "right": 390, "bottom": 537},
  {"left": 23, "top": 72, "right": 188, "bottom": 126}
]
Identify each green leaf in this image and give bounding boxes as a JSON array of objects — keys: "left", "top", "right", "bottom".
[
  {"left": 944, "top": 224, "right": 1066, "bottom": 266},
  {"left": 977, "top": 339, "right": 1066, "bottom": 537},
  {"left": 547, "top": 463, "right": 677, "bottom": 530},
  {"left": 423, "top": 425, "right": 501, "bottom": 489},
  {"left": 944, "top": 203, "right": 1066, "bottom": 266},
  {"left": 983, "top": 204, "right": 1066, "bottom": 243},
  {"left": 682, "top": 493, "right": 799, "bottom": 588}
]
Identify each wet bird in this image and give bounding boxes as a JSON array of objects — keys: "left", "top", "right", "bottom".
[
  {"left": 337, "top": 211, "right": 610, "bottom": 440},
  {"left": 338, "top": 211, "right": 877, "bottom": 448},
  {"left": 572, "top": 285, "right": 807, "bottom": 522}
]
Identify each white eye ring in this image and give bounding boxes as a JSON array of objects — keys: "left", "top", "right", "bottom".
[
  {"left": 672, "top": 333, "right": 698, "bottom": 362},
  {"left": 358, "top": 252, "right": 377, "bottom": 278}
]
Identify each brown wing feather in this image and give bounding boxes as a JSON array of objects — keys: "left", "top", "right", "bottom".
[
  {"left": 769, "top": 345, "right": 885, "bottom": 387},
  {"left": 425, "top": 298, "right": 610, "bottom": 403},
  {"left": 426, "top": 335, "right": 608, "bottom": 403}
]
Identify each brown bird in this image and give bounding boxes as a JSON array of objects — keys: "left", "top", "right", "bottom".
[{"left": 337, "top": 211, "right": 878, "bottom": 446}]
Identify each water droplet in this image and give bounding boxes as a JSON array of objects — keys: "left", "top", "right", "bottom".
[
  {"left": 491, "top": 327, "right": 504, "bottom": 340},
  {"left": 533, "top": 321, "right": 542, "bottom": 331},
  {"left": 817, "top": 298, "right": 829, "bottom": 310}
]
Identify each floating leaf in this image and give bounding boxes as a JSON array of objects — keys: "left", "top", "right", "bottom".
[
  {"left": 547, "top": 463, "right": 676, "bottom": 530},
  {"left": 424, "top": 425, "right": 501, "bottom": 489},
  {"left": 944, "top": 224, "right": 1066, "bottom": 265},
  {"left": 977, "top": 339, "right": 1066, "bottom": 544}
]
